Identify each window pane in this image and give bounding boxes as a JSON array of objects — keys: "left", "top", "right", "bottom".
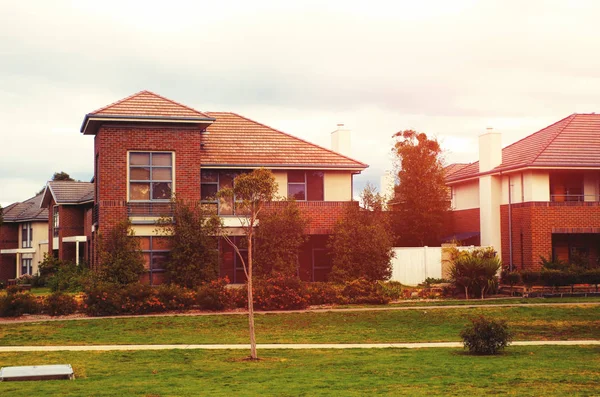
[
  {"left": 307, "top": 171, "right": 324, "bottom": 201},
  {"left": 130, "top": 167, "right": 150, "bottom": 180},
  {"left": 138, "top": 236, "right": 151, "bottom": 250},
  {"left": 152, "top": 253, "right": 169, "bottom": 271},
  {"left": 130, "top": 152, "right": 150, "bottom": 165},
  {"left": 201, "top": 203, "right": 218, "bottom": 215},
  {"left": 130, "top": 183, "right": 150, "bottom": 200},
  {"left": 219, "top": 171, "right": 234, "bottom": 189},
  {"left": 201, "top": 170, "right": 219, "bottom": 183},
  {"left": 288, "top": 184, "right": 306, "bottom": 200},
  {"left": 201, "top": 183, "right": 218, "bottom": 200},
  {"left": 152, "top": 182, "right": 172, "bottom": 200},
  {"left": 288, "top": 170, "right": 305, "bottom": 183},
  {"left": 152, "top": 153, "right": 172, "bottom": 166},
  {"left": 152, "top": 167, "right": 172, "bottom": 181}
]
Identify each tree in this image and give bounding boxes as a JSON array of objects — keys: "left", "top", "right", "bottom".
[
  {"left": 52, "top": 172, "right": 74, "bottom": 181},
  {"left": 328, "top": 186, "right": 395, "bottom": 282},
  {"left": 96, "top": 220, "right": 145, "bottom": 285},
  {"left": 254, "top": 200, "right": 308, "bottom": 277},
  {"left": 217, "top": 168, "right": 278, "bottom": 360},
  {"left": 156, "top": 198, "right": 221, "bottom": 288},
  {"left": 360, "top": 182, "right": 385, "bottom": 211},
  {"left": 449, "top": 247, "right": 501, "bottom": 300},
  {"left": 391, "top": 130, "right": 450, "bottom": 246}
]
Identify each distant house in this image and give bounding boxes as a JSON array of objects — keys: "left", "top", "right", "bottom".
[
  {"left": 445, "top": 114, "right": 600, "bottom": 270},
  {"left": 77, "top": 90, "right": 367, "bottom": 284},
  {"left": 0, "top": 194, "right": 48, "bottom": 280},
  {"left": 40, "top": 180, "right": 94, "bottom": 265}
]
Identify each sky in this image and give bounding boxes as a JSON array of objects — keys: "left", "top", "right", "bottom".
[{"left": 2, "top": 0, "right": 600, "bottom": 207}]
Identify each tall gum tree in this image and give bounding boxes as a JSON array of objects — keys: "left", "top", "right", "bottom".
[
  {"left": 217, "top": 168, "right": 277, "bottom": 360},
  {"left": 391, "top": 130, "right": 450, "bottom": 246}
]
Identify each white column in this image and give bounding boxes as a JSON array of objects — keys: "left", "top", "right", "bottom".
[{"left": 75, "top": 242, "right": 80, "bottom": 265}]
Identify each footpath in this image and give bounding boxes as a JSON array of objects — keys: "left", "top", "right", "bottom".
[{"left": 1, "top": 340, "right": 599, "bottom": 352}]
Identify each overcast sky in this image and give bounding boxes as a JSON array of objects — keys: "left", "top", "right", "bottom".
[{"left": 2, "top": 0, "right": 600, "bottom": 207}]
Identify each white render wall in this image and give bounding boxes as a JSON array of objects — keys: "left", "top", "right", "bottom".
[{"left": 452, "top": 180, "right": 480, "bottom": 210}]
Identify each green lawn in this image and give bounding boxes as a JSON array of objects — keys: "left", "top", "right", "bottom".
[
  {"left": 1, "top": 305, "right": 599, "bottom": 346},
  {"left": 0, "top": 346, "right": 599, "bottom": 396}
]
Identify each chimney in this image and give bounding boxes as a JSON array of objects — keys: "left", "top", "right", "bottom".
[
  {"left": 380, "top": 171, "right": 395, "bottom": 203},
  {"left": 479, "top": 127, "right": 502, "bottom": 173},
  {"left": 331, "top": 123, "right": 351, "bottom": 157}
]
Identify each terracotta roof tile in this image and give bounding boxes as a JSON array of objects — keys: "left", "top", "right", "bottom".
[
  {"left": 201, "top": 112, "right": 368, "bottom": 169},
  {"left": 46, "top": 181, "right": 94, "bottom": 204},
  {"left": 89, "top": 91, "right": 212, "bottom": 119},
  {"left": 444, "top": 163, "right": 469, "bottom": 177},
  {"left": 2, "top": 194, "right": 48, "bottom": 222},
  {"left": 447, "top": 114, "right": 600, "bottom": 182}
]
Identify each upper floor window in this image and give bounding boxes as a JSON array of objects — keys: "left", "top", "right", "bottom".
[
  {"left": 288, "top": 171, "right": 324, "bottom": 201},
  {"left": 21, "top": 223, "right": 32, "bottom": 248},
  {"left": 550, "top": 172, "right": 584, "bottom": 202},
  {"left": 201, "top": 170, "right": 244, "bottom": 215},
  {"left": 129, "top": 152, "right": 173, "bottom": 201},
  {"left": 53, "top": 206, "right": 59, "bottom": 238}
]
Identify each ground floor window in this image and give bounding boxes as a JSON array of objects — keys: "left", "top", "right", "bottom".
[
  {"left": 21, "top": 258, "right": 32, "bottom": 276},
  {"left": 220, "top": 236, "right": 248, "bottom": 283},
  {"left": 139, "top": 236, "right": 171, "bottom": 285},
  {"left": 298, "top": 235, "right": 332, "bottom": 282},
  {"left": 552, "top": 233, "right": 599, "bottom": 267}
]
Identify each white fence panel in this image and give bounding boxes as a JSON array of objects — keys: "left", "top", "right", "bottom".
[{"left": 391, "top": 247, "right": 442, "bottom": 286}]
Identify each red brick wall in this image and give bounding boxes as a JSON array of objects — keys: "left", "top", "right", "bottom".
[
  {"left": 94, "top": 124, "right": 203, "bottom": 234},
  {"left": 264, "top": 201, "right": 357, "bottom": 235},
  {"left": 0, "top": 223, "right": 18, "bottom": 281},
  {"left": 501, "top": 202, "right": 600, "bottom": 271},
  {"left": 447, "top": 208, "right": 480, "bottom": 244}
]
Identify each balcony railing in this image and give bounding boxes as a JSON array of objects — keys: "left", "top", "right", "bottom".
[
  {"left": 127, "top": 202, "right": 174, "bottom": 218},
  {"left": 550, "top": 194, "right": 599, "bottom": 203}
]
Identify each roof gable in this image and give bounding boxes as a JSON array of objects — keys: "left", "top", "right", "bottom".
[
  {"left": 201, "top": 112, "right": 368, "bottom": 170},
  {"left": 447, "top": 114, "right": 600, "bottom": 183},
  {"left": 41, "top": 181, "right": 94, "bottom": 208},
  {"left": 2, "top": 194, "right": 48, "bottom": 222}
]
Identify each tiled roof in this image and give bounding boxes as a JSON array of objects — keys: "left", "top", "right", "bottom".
[
  {"left": 447, "top": 114, "right": 600, "bottom": 182},
  {"left": 89, "top": 90, "right": 213, "bottom": 119},
  {"left": 200, "top": 112, "right": 368, "bottom": 170},
  {"left": 444, "top": 163, "right": 469, "bottom": 178},
  {"left": 43, "top": 181, "right": 94, "bottom": 206},
  {"left": 2, "top": 194, "right": 47, "bottom": 222}
]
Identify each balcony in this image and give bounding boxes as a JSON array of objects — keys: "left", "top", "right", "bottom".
[{"left": 127, "top": 202, "right": 174, "bottom": 218}]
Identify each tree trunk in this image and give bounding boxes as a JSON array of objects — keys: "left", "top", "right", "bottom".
[
  {"left": 247, "top": 232, "right": 258, "bottom": 360},
  {"left": 464, "top": 286, "right": 469, "bottom": 300}
]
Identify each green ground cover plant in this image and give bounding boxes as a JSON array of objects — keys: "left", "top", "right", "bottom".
[
  {"left": 1, "top": 346, "right": 598, "bottom": 396},
  {"left": 1, "top": 305, "right": 598, "bottom": 346}
]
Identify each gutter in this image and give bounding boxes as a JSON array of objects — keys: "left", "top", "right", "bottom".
[{"left": 80, "top": 114, "right": 216, "bottom": 133}]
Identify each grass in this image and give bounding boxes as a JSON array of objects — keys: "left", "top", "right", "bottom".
[
  {"left": 1, "top": 305, "right": 599, "bottom": 346},
  {"left": 0, "top": 346, "right": 599, "bottom": 396}
]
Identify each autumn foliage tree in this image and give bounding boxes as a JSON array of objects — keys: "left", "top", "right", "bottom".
[
  {"left": 254, "top": 200, "right": 308, "bottom": 278},
  {"left": 329, "top": 186, "right": 394, "bottom": 282},
  {"left": 97, "top": 220, "right": 145, "bottom": 285},
  {"left": 218, "top": 168, "right": 278, "bottom": 360},
  {"left": 391, "top": 130, "right": 450, "bottom": 246}
]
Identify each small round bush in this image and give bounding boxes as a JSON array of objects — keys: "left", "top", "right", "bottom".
[
  {"left": 460, "top": 316, "right": 512, "bottom": 355},
  {"left": 196, "top": 278, "right": 232, "bottom": 311},
  {"left": 0, "top": 290, "right": 40, "bottom": 317},
  {"left": 44, "top": 292, "right": 79, "bottom": 316}
]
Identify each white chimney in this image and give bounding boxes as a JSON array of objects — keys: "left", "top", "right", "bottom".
[
  {"left": 478, "top": 127, "right": 502, "bottom": 257},
  {"left": 380, "top": 171, "right": 395, "bottom": 205},
  {"left": 331, "top": 123, "right": 351, "bottom": 157},
  {"left": 479, "top": 127, "right": 502, "bottom": 173}
]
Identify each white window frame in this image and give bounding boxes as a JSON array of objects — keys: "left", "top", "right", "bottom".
[{"left": 128, "top": 151, "right": 175, "bottom": 202}]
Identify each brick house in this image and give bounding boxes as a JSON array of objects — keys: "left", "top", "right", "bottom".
[
  {"left": 80, "top": 91, "right": 367, "bottom": 284},
  {"left": 446, "top": 114, "right": 600, "bottom": 270},
  {"left": 0, "top": 194, "right": 48, "bottom": 280},
  {"left": 40, "top": 181, "right": 94, "bottom": 265}
]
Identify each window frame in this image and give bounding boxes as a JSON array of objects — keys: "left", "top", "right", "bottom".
[
  {"left": 53, "top": 206, "right": 59, "bottom": 238},
  {"left": 141, "top": 236, "right": 170, "bottom": 285},
  {"left": 201, "top": 170, "right": 246, "bottom": 216},
  {"left": 21, "top": 258, "right": 32, "bottom": 276},
  {"left": 287, "top": 170, "right": 324, "bottom": 202},
  {"left": 21, "top": 222, "right": 32, "bottom": 248},
  {"left": 128, "top": 151, "right": 174, "bottom": 202}
]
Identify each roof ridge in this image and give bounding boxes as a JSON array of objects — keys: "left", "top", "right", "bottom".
[
  {"left": 143, "top": 90, "right": 210, "bottom": 118},
  {"left": 206, "top": 111, "right": 368, "bottom": 168},
  {"left": 89, "top": 91, "right": 147, "bottom": 115}
]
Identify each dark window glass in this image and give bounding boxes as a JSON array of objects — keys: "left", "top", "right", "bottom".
[
  {"left": 130, "top": 152, "right": 172, "bottom": 201},
  {"left": 288, "top": 184, "right": 306, "bottom": 201},
  {"left": 307, "top": 171, "right": 324, "bottom": 201},
  {"left": 201, "top": 183, "right": 218, "bottom": 201},
  {"left": 288, "top": 170, "right": 305, "bottom": 183}
]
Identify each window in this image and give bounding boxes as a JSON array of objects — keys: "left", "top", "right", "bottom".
[
  {"left": 288, "top": 171, "right": 324, "bottom": 201},
  {"left": 550, "top": 172, "right": 583, "bottom": 202},
  {"left": 201, "top": 170, "right": 245, "bottom": 215},
  {"left": 140, "top": 236, "right": 170, "bottom": 285},
  {"left": 21, "top": 258, "right": 32, "bottom": 276},
  {"left": 53, "top": 206, "right": 59, "bottom": 238},
  {"left": 21, "top": 223, "right": 32, "bottom": 248},
  {"left": 311, "top": 236, "right": 331, "bottom": 282},
  {"left": 129, "top": 152, "right": 173, "bottom": 201}
]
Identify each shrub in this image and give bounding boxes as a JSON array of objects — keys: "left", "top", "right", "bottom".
[
  {"left": 83, "top": 282, "right": 124, "bottom": 316},
  {"left": 47, "top": 261, "right": 90, "bottom": 292},
  {"left": 0, "top": 290, "right": 40, "bottom": 317},
  {"left": 196, "top": 278, "right": 232, "bottom": 311},
  {"left": 156, "top": 284, "right": 196, "bottom": 311},
  {"left": 450, "top": 250, "right": 501, "bottom": 300},
  {"left": 341, "top": 278, "right": 390, "bottom": 305},
  {"left": 120, "top": 283, "right": 164, "bottom": 314},
  {"left": 96, "top": 220, "right": 145, "bottom": 285},
  {"left": 229, "top": 285, "right": 249, "bottom": 309},
  {"left": 43, "top": 292, "right": 79, "bottom": 316},
  {"left": 460, "top": 316, "right": 512, "bottom": 355},
  {"left": 581, "top": 269, "right": 600, "bottom": 292},
  {"left": 540, "top": 269, "right": 572, "bottom": 291},
  {"left": 305, "top": 282, "right": 343, "bottom": 305},
  {"left": 378, "top": 280, "right": 403, "bottom": 301},
  {"left": 253, "top": 273, "right": 309, "bottom": 311},
  {"left": 520, "top": 271, "right": 541, "bottom": 288}
]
